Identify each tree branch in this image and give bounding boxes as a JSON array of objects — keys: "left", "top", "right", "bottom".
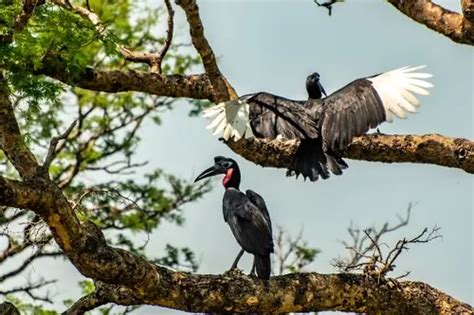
[
  {"left": 153, "top": 0, "right": 174, "bottom": 73},
  {"left": 0, "top": 75, "right": 40, "bottom": 179},
  {"left": 43, "top": 120, "right": 77, "bottom": 169},
  {"left": 388, "top": 0, "right": 474, "bottom": 45},
  {"left": 227, "top": 133, "right": 474, "bottom": 175},
  {"left": 176, "top": 0, "right": 237, "bottom": 102},
  {"left": 0, "top": 302, "right": 20, "bottom": 315},
  {"left": 31, "top": 59, "right": 214, "bottom": 99},
  {"left": 63, "top": 291, "right": 108, "bottom": 314},
  {"left": 0, "top": 0, "right": 45, "bottom": 43},
  {"left": 62, "top": 269, "right": 471, "bottom": 314},
  {"left": 0, "top": 251, "right": 61, "bottom": 282},
  {"left": 50, "top": 0, "right": 174, "bottom": 73},
  {"left": 462, "top": 0, "right": 474, "bottom": 22},
  {"left": 0, "top": 176, "right": 47, "bottom": 210},
  {"left": 0, "top": 279, "right": 57, "bottom": 303}
]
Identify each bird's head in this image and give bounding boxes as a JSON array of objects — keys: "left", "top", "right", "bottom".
[
  {"left": 194, "top": 156, "right": 241, "bottom": 189},
  {"left": 306, "top": 72, "right": 327, "bottom": 99}
]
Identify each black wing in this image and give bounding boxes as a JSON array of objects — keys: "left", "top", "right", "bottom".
[
  {"left": 245, "top": 189, "right": 272, "bottom": 233},
  {"left": 223, "top": 189, "right": 273, "bottom": 256},
  {"left": 245, "top": 92, "right": 319, "bottom": 140},
  {"left": 309, "top": 79, "right": 386, "bottom": 152}
]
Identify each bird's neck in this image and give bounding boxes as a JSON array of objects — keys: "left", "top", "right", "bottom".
[{"left": 223, "top": 168, "right": 241, "bottom": 190}]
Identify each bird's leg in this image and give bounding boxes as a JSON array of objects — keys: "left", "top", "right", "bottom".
[
  {"left": 229, "top": 248, "right": 245, "bottom": 270},
  {"left": 249, "top": 257, "right": 257, "bottom": 277}
]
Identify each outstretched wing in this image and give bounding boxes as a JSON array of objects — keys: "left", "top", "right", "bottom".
[
  {"left": 203, "top": 92, "right": 319, "bottom": 141},
  {"left": 315, "top": 66, "right": 433, "bottom": 151}
]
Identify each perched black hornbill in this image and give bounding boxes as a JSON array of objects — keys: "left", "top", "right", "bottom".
[
  {"left": 203, "top": 66, "right": 433, "bottom": 181},
  {"left": 195, "top": 156, "right": 274, "bottom": 279}
]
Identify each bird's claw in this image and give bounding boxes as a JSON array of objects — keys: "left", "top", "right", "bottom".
[{"left": 218, "top": 137, "right": 228, "bottom": 144}]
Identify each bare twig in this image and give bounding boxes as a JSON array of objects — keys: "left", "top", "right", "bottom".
[
  {"left": 152, "top": 0, "right": 174, "bottom": 73},
  {"left": 0, "top": 248, "right": 61, "bottom": 282},
  {"left": 0, "top": 279, "right": 57, "bottom": 304},
  {"left": 379, "top": 226, "right": 442, "bottom": 278},
  {"left": 43, "top": 120, "right": 77, "bottom": 168},
  {"left": 333, "top": 206, "right": 442, "bottom": 282}
]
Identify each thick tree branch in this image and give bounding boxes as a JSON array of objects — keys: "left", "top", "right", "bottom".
[
  {"left": 0, "top": 76, "right": 41, "bottom": 179},
  {"left": 63, "top": 268, "right": 471, "bottom": 314},
  {"left": 0, "top": 176, "right": 46, "bottom": 210},
  {"left": 227, "top": 133, "right": 474, "bottom": 175},
  {"left": 31, "top": 59, "right": 214, "bottom": 99},
  {"left": 388, "top": 0, "right": 474, "bottom": 45}
]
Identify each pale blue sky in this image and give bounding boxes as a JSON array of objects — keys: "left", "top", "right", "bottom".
[{"left": 3, "top": 1, "right": 472, "bottom": 314}]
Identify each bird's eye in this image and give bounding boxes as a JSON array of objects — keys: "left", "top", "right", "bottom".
[{"left": 222, "top": 161, "right": 231, "bottom": 169}]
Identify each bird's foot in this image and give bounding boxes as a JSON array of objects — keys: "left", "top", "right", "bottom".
[{"left": 218, "top": 137, "right": 228, "bottom": 144}]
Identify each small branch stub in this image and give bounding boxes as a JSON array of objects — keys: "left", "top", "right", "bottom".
[{"left": 43, "top": 120, "right": 77, "bottom": 168}]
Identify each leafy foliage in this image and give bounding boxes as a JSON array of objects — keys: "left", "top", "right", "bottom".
[{"left": 0, "top": 0, "right": 209, "bottom": 312}]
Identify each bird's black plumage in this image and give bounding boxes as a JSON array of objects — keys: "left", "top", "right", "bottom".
[
  {"left": 308, "top": 79, "right": 386, "bottom": 151},
  {"left": 204, "top": 66, "right": 431, "bottom": 181},
  {"left": 195, "top": 156, "right": 274, "bottom": 279}
]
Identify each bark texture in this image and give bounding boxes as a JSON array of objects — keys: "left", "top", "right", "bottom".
[
  {"left": 388, "top": 0, "right": 474, "bottom": 45},
  {"left": 30, "top": 59, "right": 215, "bottom": 100},
  {"left": 228, "top": 134, "right": 474, "bottom": 175},
  {"left": 62, "top": 270, "right": 473, "bottom": 314}
]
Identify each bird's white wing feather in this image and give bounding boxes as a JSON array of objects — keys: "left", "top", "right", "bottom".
[
  {"left": 202, "top": 99, "right": 254, "bottom": 141},
  {"left": 368, "top": 66, "right": 433, "bottom": 122}
]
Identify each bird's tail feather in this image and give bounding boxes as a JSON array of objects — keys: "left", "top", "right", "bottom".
[
  {"left": 287, "top": 139, "right": 347, "bottom": 181},
  {"left": 255, "top": 254, "right": 271, "bottom": 280}
]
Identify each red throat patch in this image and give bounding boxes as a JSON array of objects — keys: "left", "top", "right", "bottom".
[{"left": 222, "top": 168, "right": 234, "bottom": 187}]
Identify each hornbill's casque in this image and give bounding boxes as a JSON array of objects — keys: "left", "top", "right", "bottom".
[
  {"left": 203, "top": 66, "right": 433, "bottom": 181},
  {"left": 195, "top": 156, "right": 274, "bottom": 279}
]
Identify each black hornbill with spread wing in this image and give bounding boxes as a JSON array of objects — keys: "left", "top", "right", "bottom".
[
  {"left": 194, "top": 156, "right": 274, "bottom": 279},
  {"left": 203, "top": 66, "right": 433, "bottom": 181}
]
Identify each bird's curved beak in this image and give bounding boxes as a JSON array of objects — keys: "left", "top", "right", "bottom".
[
  {"left": 194, "top": 165, "right": 219, "bottom": 182},
  {"left": 318, "top": 81, "right": 327, "bottom": 97}
]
